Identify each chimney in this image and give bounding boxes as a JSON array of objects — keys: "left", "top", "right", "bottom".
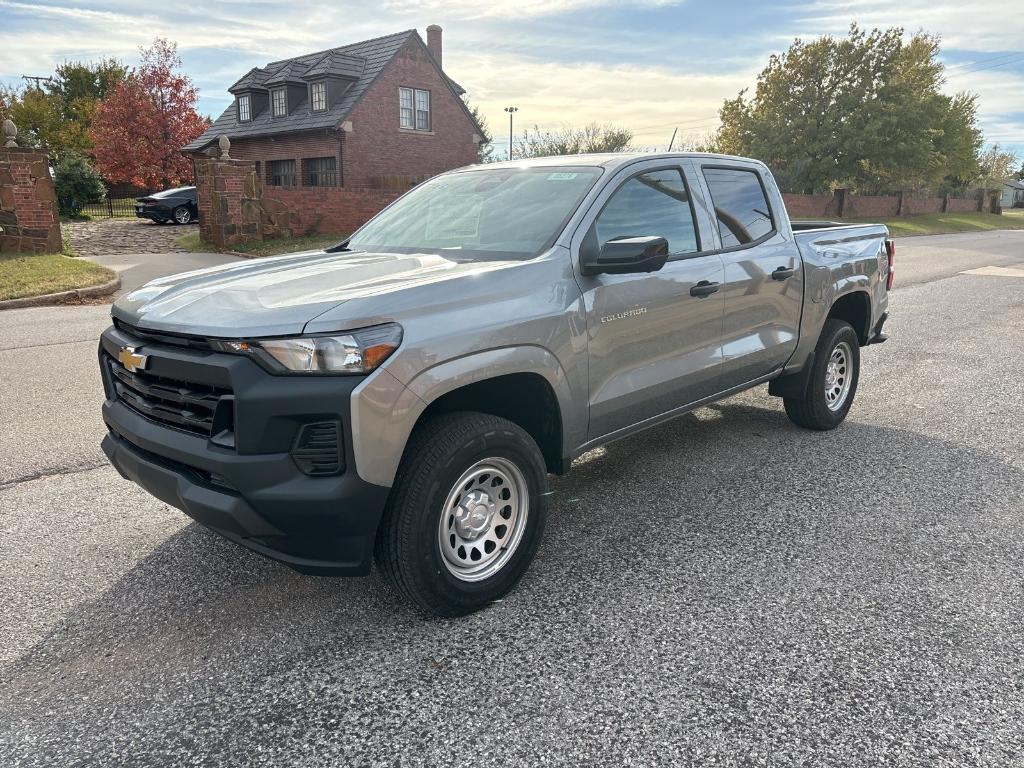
[{"left": 426, "top": 25, "right": 442, "bottom": 68}]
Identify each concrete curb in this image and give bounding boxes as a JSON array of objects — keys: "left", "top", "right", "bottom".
[{"left": 0, "top": 276, "right": 122, "bottom": 311}]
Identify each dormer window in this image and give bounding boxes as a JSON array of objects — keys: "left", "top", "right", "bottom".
[
  {"left": 311, "top": 81, "right": 327, "bottom": 112},
  {"left": 271, "top": 88, "right": 287, "bottom": 117},
  {"left": 237, "top": 94, "right": 251, "bottom": 122}
]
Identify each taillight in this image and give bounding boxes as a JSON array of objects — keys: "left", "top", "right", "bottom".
[{"left": 885, "top": 238, "right": 895, "bottom": 290}]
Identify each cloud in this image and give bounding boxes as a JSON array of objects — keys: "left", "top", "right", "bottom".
[
  {"left": 383, "top": 0, "right": 681, "bottom": 20},
  {"left": 458, "top": 52, "right": 757, "bottom": 148},
  {"left": 791, "top": 0, "right": 1024, "bottom": 51}
]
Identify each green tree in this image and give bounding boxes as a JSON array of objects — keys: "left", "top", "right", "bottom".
[
  {"left": 715, "top": 24, "right": 982, "bottom": 194},
  {"left": 465, "top": 101, "right": 494, "bottom": 163},
  {"left": 54, "top": 153, "right": 107, "bottom": 215},
  {"left": 977, "top": 144, "right": 1020, "bottom": 190},
  {"left": 514, "top": 123, "right": 633, "bottom": 159}
]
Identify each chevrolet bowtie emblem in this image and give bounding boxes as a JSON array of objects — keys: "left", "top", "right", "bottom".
[{"left": 118, "top": 346, "right": 148, "bottom": 373}]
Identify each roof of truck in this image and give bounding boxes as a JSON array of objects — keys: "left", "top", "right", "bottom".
[{"left": 468, "top": 152, "right": 766, "bottom": 171}]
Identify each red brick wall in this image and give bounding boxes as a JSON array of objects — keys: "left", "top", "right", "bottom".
[
  {"left": 0, "top": 147, "right": 61, "bottom": 254},
  {"left": 843, "top": 194, "right": 900, "bottom": 218},
  {"left": 947, "top": 196, "right": 982, "bottom": 213},
  {"left": 226, "top": 132, "right": 342, "bottom": 186},
  {"left": 781, "top": 193, "right": 838, "bottom": 219},
  {"left": 902, "top": 195, "right": 944, "bottom": 216},
  {"left": 264, "top": 186, "right": 400, "bottom": 236},
  {"left": 343, "top": 38, "right": 480, "bottom": 188}
]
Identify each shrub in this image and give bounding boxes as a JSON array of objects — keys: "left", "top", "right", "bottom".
[{"left": 54, "top": 154, "right": 106, "bottom": 216}]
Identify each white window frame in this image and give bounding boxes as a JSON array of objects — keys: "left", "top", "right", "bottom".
[
  {"left": 237, "top": 94, "right": 251, "bottom": 122},
  {"left": 271, "top": 88, "right": 287, "bottom": 117},
  {"left": 399, "top": 87, "right": 431, "bottom": 131},
  {"left": 311, "top": 81, "right": 327, "bottom": 113}
]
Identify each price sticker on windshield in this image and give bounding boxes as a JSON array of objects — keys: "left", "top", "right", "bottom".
[{"left": 547, "top": 172, "right": 580, "bottom": 181}]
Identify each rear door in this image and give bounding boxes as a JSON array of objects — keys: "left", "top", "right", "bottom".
[
  {"left": 573, "top": 161, "right": 726, "bottom": 439},
  {"left": 695, "top": 164, "right": 803, "bottom": 386}
]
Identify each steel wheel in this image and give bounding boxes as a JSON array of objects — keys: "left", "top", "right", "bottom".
[
  {"left": 824, "top": 341, "right": 853, "bottom": 411},
  {"left": 437, "top": 457, "right": 529, "bottom": 583},
  {"left": 173, "top": 206, "right": 192, "bottom": 224}
]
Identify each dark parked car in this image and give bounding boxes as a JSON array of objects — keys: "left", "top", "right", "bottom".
[{"left": 136, "top": 187, "right": 198, "bottom": 225}]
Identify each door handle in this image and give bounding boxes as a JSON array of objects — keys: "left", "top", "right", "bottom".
[
  {"left": 689, "top": 280, "right": 720, "bottom": 298},
  {"left": 772, "top": 266, "right": 796, "bottom": 281}
]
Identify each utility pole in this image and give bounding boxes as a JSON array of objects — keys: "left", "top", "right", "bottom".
[
  {"left": 22, "top": 75, "right": 53, "bottom": 91},
  {"left": 504, "top": 106, "right": 518, "bottom": 161},
  {"left": 667, "top": 127, "right": 678, "bottom": 152}
]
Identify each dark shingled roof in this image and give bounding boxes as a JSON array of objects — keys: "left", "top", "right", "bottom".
[{"left": 185, "top": 29, "right": 466, "bottom": 153}]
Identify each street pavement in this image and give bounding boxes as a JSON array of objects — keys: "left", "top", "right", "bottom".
[{"left": 1, "top": 231, "right": 1023, "bottom": 766}]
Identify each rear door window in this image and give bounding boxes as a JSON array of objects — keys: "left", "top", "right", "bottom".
[
  {"left": 594, "top": 168, "right": 699, "bottom": 256},
  {"left": 702, "top": 167, "right": 775, "bottom": 248}
]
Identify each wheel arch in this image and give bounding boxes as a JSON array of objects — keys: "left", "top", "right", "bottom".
[{"left": 826, "top": 289, "right": 872, "bottom": 345}]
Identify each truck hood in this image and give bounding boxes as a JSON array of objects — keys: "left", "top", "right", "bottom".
[{"left": 111, "top": 249, "right": 517, "bottom": 338}]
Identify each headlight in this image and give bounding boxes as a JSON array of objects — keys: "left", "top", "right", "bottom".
[{"left": 214, "top": 323, "right": 402, "bottom": 374}]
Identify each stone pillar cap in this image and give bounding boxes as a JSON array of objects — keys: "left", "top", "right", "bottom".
[{"left": 2, "top": 118, "right": 16, "bottom": 148}]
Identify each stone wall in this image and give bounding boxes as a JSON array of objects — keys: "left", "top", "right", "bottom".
[
  {"left": 195, "top": 157, "right": 266, "bottom": 249},
  {"left": 263, "top": 186, "right": 400, "bottom": 236},
  {"left": 0, "top": 145, "right": 62, "bottom": 254}
]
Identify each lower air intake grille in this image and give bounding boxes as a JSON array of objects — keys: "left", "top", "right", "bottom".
[{"left": 291, "top": 421, "right": 344, "bottom": 476}]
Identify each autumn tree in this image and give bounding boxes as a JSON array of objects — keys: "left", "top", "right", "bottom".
[
  {"left": 514, "top": 123, "right": 633, "bottom": 159},
  {"left": 90, "top": 39, "right": 209, "bottom": 189},
  {"left": 714, "top": 25, "right": 982, "bottom": 194}
]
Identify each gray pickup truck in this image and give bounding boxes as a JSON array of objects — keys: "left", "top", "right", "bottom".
[{"left": 98, "top": 152, "right": 893, "bottom": 616}]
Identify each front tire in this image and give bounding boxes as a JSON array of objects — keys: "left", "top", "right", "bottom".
[
  {"left": 375, "top": 412, "right": 548, "bottom": 617},
  {"left": 784, "top": 319, "right": 860, "bottom": 430}
]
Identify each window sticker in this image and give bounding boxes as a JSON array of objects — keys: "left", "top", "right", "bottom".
[{"left": 547, "top": 172, "right": 580, "bottom": 181}]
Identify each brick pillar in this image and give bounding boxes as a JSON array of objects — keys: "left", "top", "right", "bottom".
[
  {"left": 0, "top": 145, "right": 62, "bottom": 254},
  {"left": 194, "top": 155, "right": 265, "bottom": 249}
]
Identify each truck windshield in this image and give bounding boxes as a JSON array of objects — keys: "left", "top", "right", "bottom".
[{"left": 347, "top": 166, "right": 602, "bottom": 260}]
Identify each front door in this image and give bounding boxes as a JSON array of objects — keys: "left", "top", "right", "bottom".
[
  {"left": 575, "top": 165, "right": 726, "bottom": 440},
  {"left": 697, "top": 165, "right": 803, "bottom": 386}
]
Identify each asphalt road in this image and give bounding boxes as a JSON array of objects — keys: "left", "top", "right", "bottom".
[{"left": 2, "top": 231, "right": 1023, "bottom": 766}]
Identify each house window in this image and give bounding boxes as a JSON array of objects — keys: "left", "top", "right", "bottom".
[
  {"left": 269, "top": 159, "right": 296, "bottom": 186},
  {"left": 306, "top": 157, "right": 337, "bottom": 187},
  {"left": 399, "top": 87, "right": 430, "bottom": 131},
  {"left": 237, "top": 94, "right": 251, "bottom": 122},
  {"left": 271, "top": 88, "right": 287, "bottom": 117},
  {"left": 311, "top": 81, "right": 327, "bottom": 112}
]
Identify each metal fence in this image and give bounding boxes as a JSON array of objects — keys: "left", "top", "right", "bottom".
[{"left": 81, "top": 196, "right": 142, "bottom": 219}]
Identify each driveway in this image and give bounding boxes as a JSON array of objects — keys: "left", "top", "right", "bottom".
[
  {"left": 2, "top": 231, "right": 1023, "bottom": 766},
  {"left": 64, "top": 218, "right": 243, "bottom": 294}
]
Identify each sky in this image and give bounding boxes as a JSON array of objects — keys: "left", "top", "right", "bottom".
[{"left": 1, "top": 0, "right": 1022, "bottom": 159}]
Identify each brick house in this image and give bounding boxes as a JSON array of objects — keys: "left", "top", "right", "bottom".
[{"left": 183, "top": 26, "right": 483, "bottom": 196}]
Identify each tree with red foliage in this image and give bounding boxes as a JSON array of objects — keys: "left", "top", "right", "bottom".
[{"left": 90, "top": 39, "right": 209, "bottom": 189}]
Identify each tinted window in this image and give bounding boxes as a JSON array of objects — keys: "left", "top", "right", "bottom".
[
  {"left": 153, "top": 186, "right": 195, "bottom": 199},
  {"left": 594, "top": 169, "right": 698, "bottom": 256},
  {"left": 702, "top": 168, "right": 774, "bottom": 248}
]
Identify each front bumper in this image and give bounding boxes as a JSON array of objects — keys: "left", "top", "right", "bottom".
[{"left": 99, "top": 324, "right": 390, "bottom": 576}]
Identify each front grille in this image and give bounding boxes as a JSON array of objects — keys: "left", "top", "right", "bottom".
[
  {"left": 112, "top": 318, "right": 214, "bottom": 350},
  {"left": 105, "top": 354, "right": 233, "bottom": 438}
]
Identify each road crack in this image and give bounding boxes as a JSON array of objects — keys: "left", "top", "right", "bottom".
[{"left": 0, "top": 461, "right": 111, "bottom": 491}]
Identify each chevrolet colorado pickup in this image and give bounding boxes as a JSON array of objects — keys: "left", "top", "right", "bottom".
[{"left": 98, "top": 152, "right": 893, "bottom": 616}]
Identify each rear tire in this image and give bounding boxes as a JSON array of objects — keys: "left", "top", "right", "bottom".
[
  {"left": 784, "top": 319, "right": 860, "bottom": 430},
  {"left": 375, "top": 412, "right": 548, "bottom": 617},
  {"left": 172, "top": 206, "right": 192, "bottom": 225}
]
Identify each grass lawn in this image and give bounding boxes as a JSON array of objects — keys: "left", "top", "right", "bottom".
[
  {"left": 0, "top": 253, "right": 116, "bottom": 302},
  {"left": 841, "top": 211, "right": 1024, "bottom": 237},
  {"left": 175, "top": 232, "right": 343, "bottom": 257}
]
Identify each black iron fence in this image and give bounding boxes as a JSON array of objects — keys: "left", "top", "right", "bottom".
[{"left": 81, "top": 196, "right": 144, "bottom": 219}]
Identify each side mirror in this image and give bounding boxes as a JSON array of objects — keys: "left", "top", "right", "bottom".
[{"left": 580, "top": 235, "right": 669, "bottom": 276}]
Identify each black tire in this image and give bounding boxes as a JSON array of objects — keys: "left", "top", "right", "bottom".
[
  {"left": 375, "top": 412, "right": 548, "bottom": 617},
  {"left": 172, "top": 206, "right": 192, "bottom": 225},
  {"left": 153, "top": 219, "right": 169, "bottom": 225},
  {"left": 784, "top": 319, "right": 860, "bottom": 430}
]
